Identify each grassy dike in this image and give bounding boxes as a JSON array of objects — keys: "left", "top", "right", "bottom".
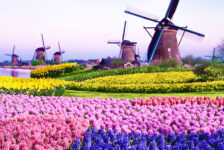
[{"left": 63, "top": 90, "right": 224, "bottom": 99}]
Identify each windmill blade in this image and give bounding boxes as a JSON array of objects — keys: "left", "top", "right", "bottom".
[
  {"left": 58, "top": 42, "right": 61, "bottom": 52},
  {"left": 119, "top": 46, "right": 123, "bottom": 58},
  {"left": 167, "top": 23, "right": 205, "bottom": 42},
  {"left": 61, "top": 51, "right": 65, "bottom": 54},
  {"left": 45, "top": 45, "right": 51, "bottom": 50},
  {"left": 165, "top": 0, "right": 180, "bottom": 19},
  {"left": 147, "top": 28, "right": 164, "bottom": 62},
  {"left": 125, "top": 7, "right": 159, "bottom": 23},
  {"left": 61, "top": 55, "right": 63, "bottom": 62},
  {"left": 5, "top": 54, "right": 12, "bottom": 57},
  {"left": 122, "top": 21, "right": 127, "bottom": 41},
  {"left": 107, "top": 40, "right": 121, "bottom": 44},
  {"left": 41, "top": 33, "right": 45, "bottom": 49},
  {"left": 12, "top": 45, "right": 15, "bottom": 55}
]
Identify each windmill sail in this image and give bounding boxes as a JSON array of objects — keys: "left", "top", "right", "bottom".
[
  {"left": 147, "top": 28, "right": 164, "bottom": 62},
  {"left": 166, "top": 0, "right": 180, "bottom": 19},
  {"left": 125, "top": 7, "right": 159, "bottom": 23}
]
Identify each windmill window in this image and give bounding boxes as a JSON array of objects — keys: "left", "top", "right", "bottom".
[{"left": 168, "top": 48, "right": 171, "bottom": 53}]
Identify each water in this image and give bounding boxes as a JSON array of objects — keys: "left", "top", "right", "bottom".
[{"left": 0, "top": 68, "right": 30, "bottom": 78}]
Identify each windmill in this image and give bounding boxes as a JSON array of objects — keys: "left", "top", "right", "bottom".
[
  {"left": 5, "top": 45, "right": 19, "bottom": 65},
  {"left": 125, "top": 0, "right": 205, "bottom": 64},
  {"left": 205, "top": 48, "right": 222, "bottom": 63},
  {"left": 108, "top": 21, "right": 137, "bottom": 63},
  {"left": 53, "top": 42, "right": 65, "bottom": 64},
  {"left": 33, "top": 33, "right": 50, "bottom": 64}
]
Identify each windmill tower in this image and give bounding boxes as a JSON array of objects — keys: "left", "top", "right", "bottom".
[
  {"left": 108, "top": 21, "right": 137, "bottom": 63},
  {"left": 5, "top": 45, "right": 19, "bottom": 65},
  {"left": 33, "top": 33, "right": 50, "bottom": 64},
  {"left": 53, "top": 42, "right": 65, "bottom": 64},
  {"left": 125, "top": 0, "right": 205, "bottom": 64},
  {"left": 205, "top": 48, "right": 222, "bottom": 63}
]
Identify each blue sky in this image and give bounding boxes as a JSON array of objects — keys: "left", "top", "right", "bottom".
[{"left": 0, "top": 0, "right": 224, "bottom": 62}]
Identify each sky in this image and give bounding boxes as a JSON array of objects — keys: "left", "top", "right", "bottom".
[{"left": 0, "top": 0, "right": 224, "bottom": 62}]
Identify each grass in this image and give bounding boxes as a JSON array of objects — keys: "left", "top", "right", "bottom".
[{"left": 63, "top": 90, "right": 224, "bottom": 99}]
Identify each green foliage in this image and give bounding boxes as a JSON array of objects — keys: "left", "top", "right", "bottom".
[
  {"left": 59, "top": 66, "right": 191, "bottom": 81},
  {"left": 41, "top": 56, "right": 46, "bottom": 63},
  {"left": 31, "top": 60, "right": 42, "bottom": 66},
  {"left": 111, "top": 59, "right": 124, "bottom": 67},
  {"left": 159, "top": 59, "right": 179, "bottom": 68},
  {"left": 182, "top": 55, "right": 208, "bottom": 66},
  {"left": 194, "top": 63, "right": 224, "bottom": 81}
]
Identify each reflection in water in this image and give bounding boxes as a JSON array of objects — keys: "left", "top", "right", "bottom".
[{"left": 0, "top": 68, "right": 30, "bottom": 78}]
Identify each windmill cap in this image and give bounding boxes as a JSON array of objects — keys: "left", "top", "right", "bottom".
[
  {"left": 36, "top": 47, "right": 45, "bottom": 51},
  {"left": 122, "top": 40, "right": 137, "bottom": 46},
  {"left": 12, "top": 54, "right": 19, "bottom": 57},
  {"left": 54, "top": 52, "right": 62, "bottom": 55}
]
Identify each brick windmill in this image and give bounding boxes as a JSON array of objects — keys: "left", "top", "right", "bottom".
[
  {"left": 32, "top": 34, "right": 50, "bottom": 64},
  {"left": 53, "top": 42, "right": 65, "bottom": 64},
  {"left": 125, "top": 0, "right": 205, "bottom": 64},
  {"left": 5, "top": 45, "right": 19, "bottom": 65},
  {"left": 108, "top": 21, "right": 137, "bottom": 63}
]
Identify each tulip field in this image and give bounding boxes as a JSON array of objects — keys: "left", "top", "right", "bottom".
[
  {"left": 0, "top": 65, "right": 224, "bottom": 149},
  {"left": 0, "top": 94, "right": 224, "bottom": 149}
]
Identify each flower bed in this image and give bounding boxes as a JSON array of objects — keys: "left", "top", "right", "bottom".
[
  {"left": 83, "top": 71, "right": 196, "bottom": 84},
  {"left": 0, "top": 76, "right": 68, "bottom": 96},
  {"left": 70, "top": 128, "right": 224, "bottom": 150},
  {"left": 1, "top": 94, "right": 224, "bottom": 136},
  {"left": 65, "top": 71, "right": 224, "bottom": 93},
  {"left": 131, "top": 96, "right": 224, "bottom": 106},
  {"left": 68, "top": 80, "right": 224, "bottom": 93},
  {"left": 62, "top": 66, "right": 190, "bottom": 81},
  {"left": 0, "top": 114, "right": 89, "bottom": 149},
  {"left": 30, "top": 63, "right": 85, "bottom": 78}
]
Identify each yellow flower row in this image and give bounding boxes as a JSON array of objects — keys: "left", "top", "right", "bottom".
[
  {"left": 68, "top": 80, "right": 224, "bottom": 93},
  {"left": 65, "top": 72, "right": 224, "bottom": 93},
  {"left": 84, "top": 72, "right": 196, "bottom": 84},
  {"left": 0, "top": 76, "right": 69, "bottom": 96},
  {"left": 30, "top": 63, "right": 77, "bottom": 77}
]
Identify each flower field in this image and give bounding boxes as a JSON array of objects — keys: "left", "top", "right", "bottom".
[
  {"left": 68, "top": 79, "right": 224, "bottom": 93},
  {"left": 0, "top": 115, "right": 88, "bottom": 149},
  {"left": 30, "top": 63, "right": 85, "bottom": 78},
  {"left": 63, "top": 71, "right": 224, "bottom": 93},
  {"left": 1, "top": 65, "right": 224, "bottom": 149},
  {"left": 0, "top": 76, "right": 68, "bottom": 96},
  {"left": 83, "top": 71, "right": 196, "bottom": 84},
  {"left": 1, "top": 94, "right": 224, "bottom": 149}
]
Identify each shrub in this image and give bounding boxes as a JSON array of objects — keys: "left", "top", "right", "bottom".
[
  {"left": 111, "top": 59, "right": 125, "bottom": 67},
  {"left": 194, "top": 63, "right": 224, "bottom": 81},
  {"left": 31, "top": 60, "right": 42, "bottom": 66},
  {"left": 160, "top": 59, "right": 180, "bottom": 68}
]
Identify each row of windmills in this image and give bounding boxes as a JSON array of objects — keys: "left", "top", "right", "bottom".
[
  {"left": 33, "top": 34, "right": 65, "bottom": 64},
  {"left": 108, "top": 0, "right": 205, "bottom": 65},
  {"left": 5, "top": 34, "right": 65, "bottom": 65}
]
